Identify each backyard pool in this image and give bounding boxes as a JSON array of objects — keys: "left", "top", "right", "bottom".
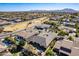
[{"left": 2, "top": 40, "right": 14, "bottom": 46}]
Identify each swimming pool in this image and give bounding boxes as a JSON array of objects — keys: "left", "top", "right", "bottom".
[{"left": 2, "top": 40, "right": 14, "bottom": 46}]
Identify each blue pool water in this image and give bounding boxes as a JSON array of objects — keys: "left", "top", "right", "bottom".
[{"left": 2, "top": 40, "right": 13, "bottom": 46}]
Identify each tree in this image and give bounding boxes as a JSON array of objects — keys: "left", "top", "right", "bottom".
[
  {"left": 46, "top": 48, "right": 55, "bottom": 56},
  {"left": 68, "top": 36, "right": 74, "bottom": 41},
  {"left": 19, "top": 40, "right": 25, "bottom": 46},
  {"left": 75, "top": 33, "right": 79, "bottom": 37},
  {"left": 14, "top": 37, "right": 26, "bottom": 46},
  {"left": 4, "top": 37, "right": 9, "bottom": 41},
  {"left": 75, "top": 23, "right": 79, "bottom": 37},
  {"left": 44, "top": 21, "right": 56, "bottom": 26},
  {"left": 4, "top": 37, "right": 14, "bottom": 45},
  {"left": 58, "top": 30, "right": 69, "bottom": 36},
  {"left": 9, "top": 44, "right": 23, "bottom": 54},
  {"left": 75, "top": 22, "right": 79, "bottom": 29},
  {"left": 9, "top": 44, "right": 17, "bottom": 53}
]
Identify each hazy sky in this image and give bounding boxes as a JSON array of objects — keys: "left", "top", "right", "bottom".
[{"left": 0, "top": 3, "right": 79, "bottom": 11}]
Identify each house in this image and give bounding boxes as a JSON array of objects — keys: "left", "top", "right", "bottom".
[
  {"left": 58, "top": 26, "right": 76, "bottom": 33},
  {"left": 35, "top": 24, "right": 51, "bottom": 30},
  {"left": 27, "top": 32, "right": 57, "bottom": 48},
  {"left": 70, "top": 47, "right": 79, "bottom": 56},
  {"left": 15, "top": 28, "right": 57, "bottom": 48},
  {"left": 62, "top": 22, "right": 75, "bottom": 27},
  {"left": 11, "top": 22, "right": 57, "bottom": 52},
  {"left": 63, "top": 19, "right": 70, "bottom": 22},
  {"left": 8, "top": 18, "right": 22, "bottom": 23},
  {"left": 49, "top": 16, "right": 63, "bottom": 21},
  {"left": 59, "top": 40, "right": 73, "bottom": 56},
  {"left": 53, "top": 38, "right": 79, "bottom": 56},
  {"left": 0, "top": 19, "right": 11, "bottom": 26},
  {"left": 71, "top": 18, "right": 77, "bottom": 23},
  {"left": 14, "top": 29, "right": 39, "bottom": 41},
  {"left": 53, "top": 39, "right": 73, "bottom": 56},
  {"left": 70, "top": 39, "right": 79, "bottom": 56}
]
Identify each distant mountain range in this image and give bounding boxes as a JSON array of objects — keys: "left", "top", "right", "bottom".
[
  {"left": 30, "top": 8, "right": 79, "bottom": 13},
  {"left": 53, "top": 8, "right": 78, "bottom": 13},
  {"left": 0, "top": 8, "right": 78, "bottom": 13}
]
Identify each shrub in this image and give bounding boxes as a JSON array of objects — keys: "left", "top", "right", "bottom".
[
  {"left": 46, "top": 48, "right": 55, "bottom": 56},
  {"left": 58, "top": 30, "right": 69, "bottom": 36},
  {"left": 68, "top": 36, "right": 74, "bottom": 41}
]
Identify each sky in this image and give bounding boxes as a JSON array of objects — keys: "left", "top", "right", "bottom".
[{"left": 0, "top": 3, "right": 79, "bottom": 11}]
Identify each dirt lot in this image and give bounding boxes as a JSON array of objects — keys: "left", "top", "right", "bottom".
[{"left": 3, "top": 17, "right": 48, "bottom": 32}]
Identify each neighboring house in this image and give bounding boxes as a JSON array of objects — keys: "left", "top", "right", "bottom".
[
  {"left": 49, "top": 16, "right": 63, "bottom": 21},
  {"left": 58, "top": 26, "right": 76, "bottom": 33},
  {"left": 59, "top": 40, "right": 73, "bottom": 56},
  {"left": 63, "top": 19, "right": 70, "bottom": 22},
  {"left": 8, "top": 18, "right": 22, "bottom": 23},
  {"left": 35, "top": 24, "right": 51, "bottom": 30},
  {"left": 0, "top": 19, "right": 11, "bottom": 26},
  {"left": 70, "top": 39, "right": 79, "bottom": 56},
  {"left": 15, "top": 29, "right": 39, "bottom": 41},
  {"left": 70, "top": 47, "right": 79, "bottom": 56},
  {"left": 71, "top": 18, "right": 77, "bottom": 23},
  {"left": 53, "top": 39, "right": 73, "bottom": 56},
  {"left": 62, "top": 22, "right": 75, "bottom": 26},
  {"left": 53, "top": 38, "right": 79, "bottom": 56}
]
